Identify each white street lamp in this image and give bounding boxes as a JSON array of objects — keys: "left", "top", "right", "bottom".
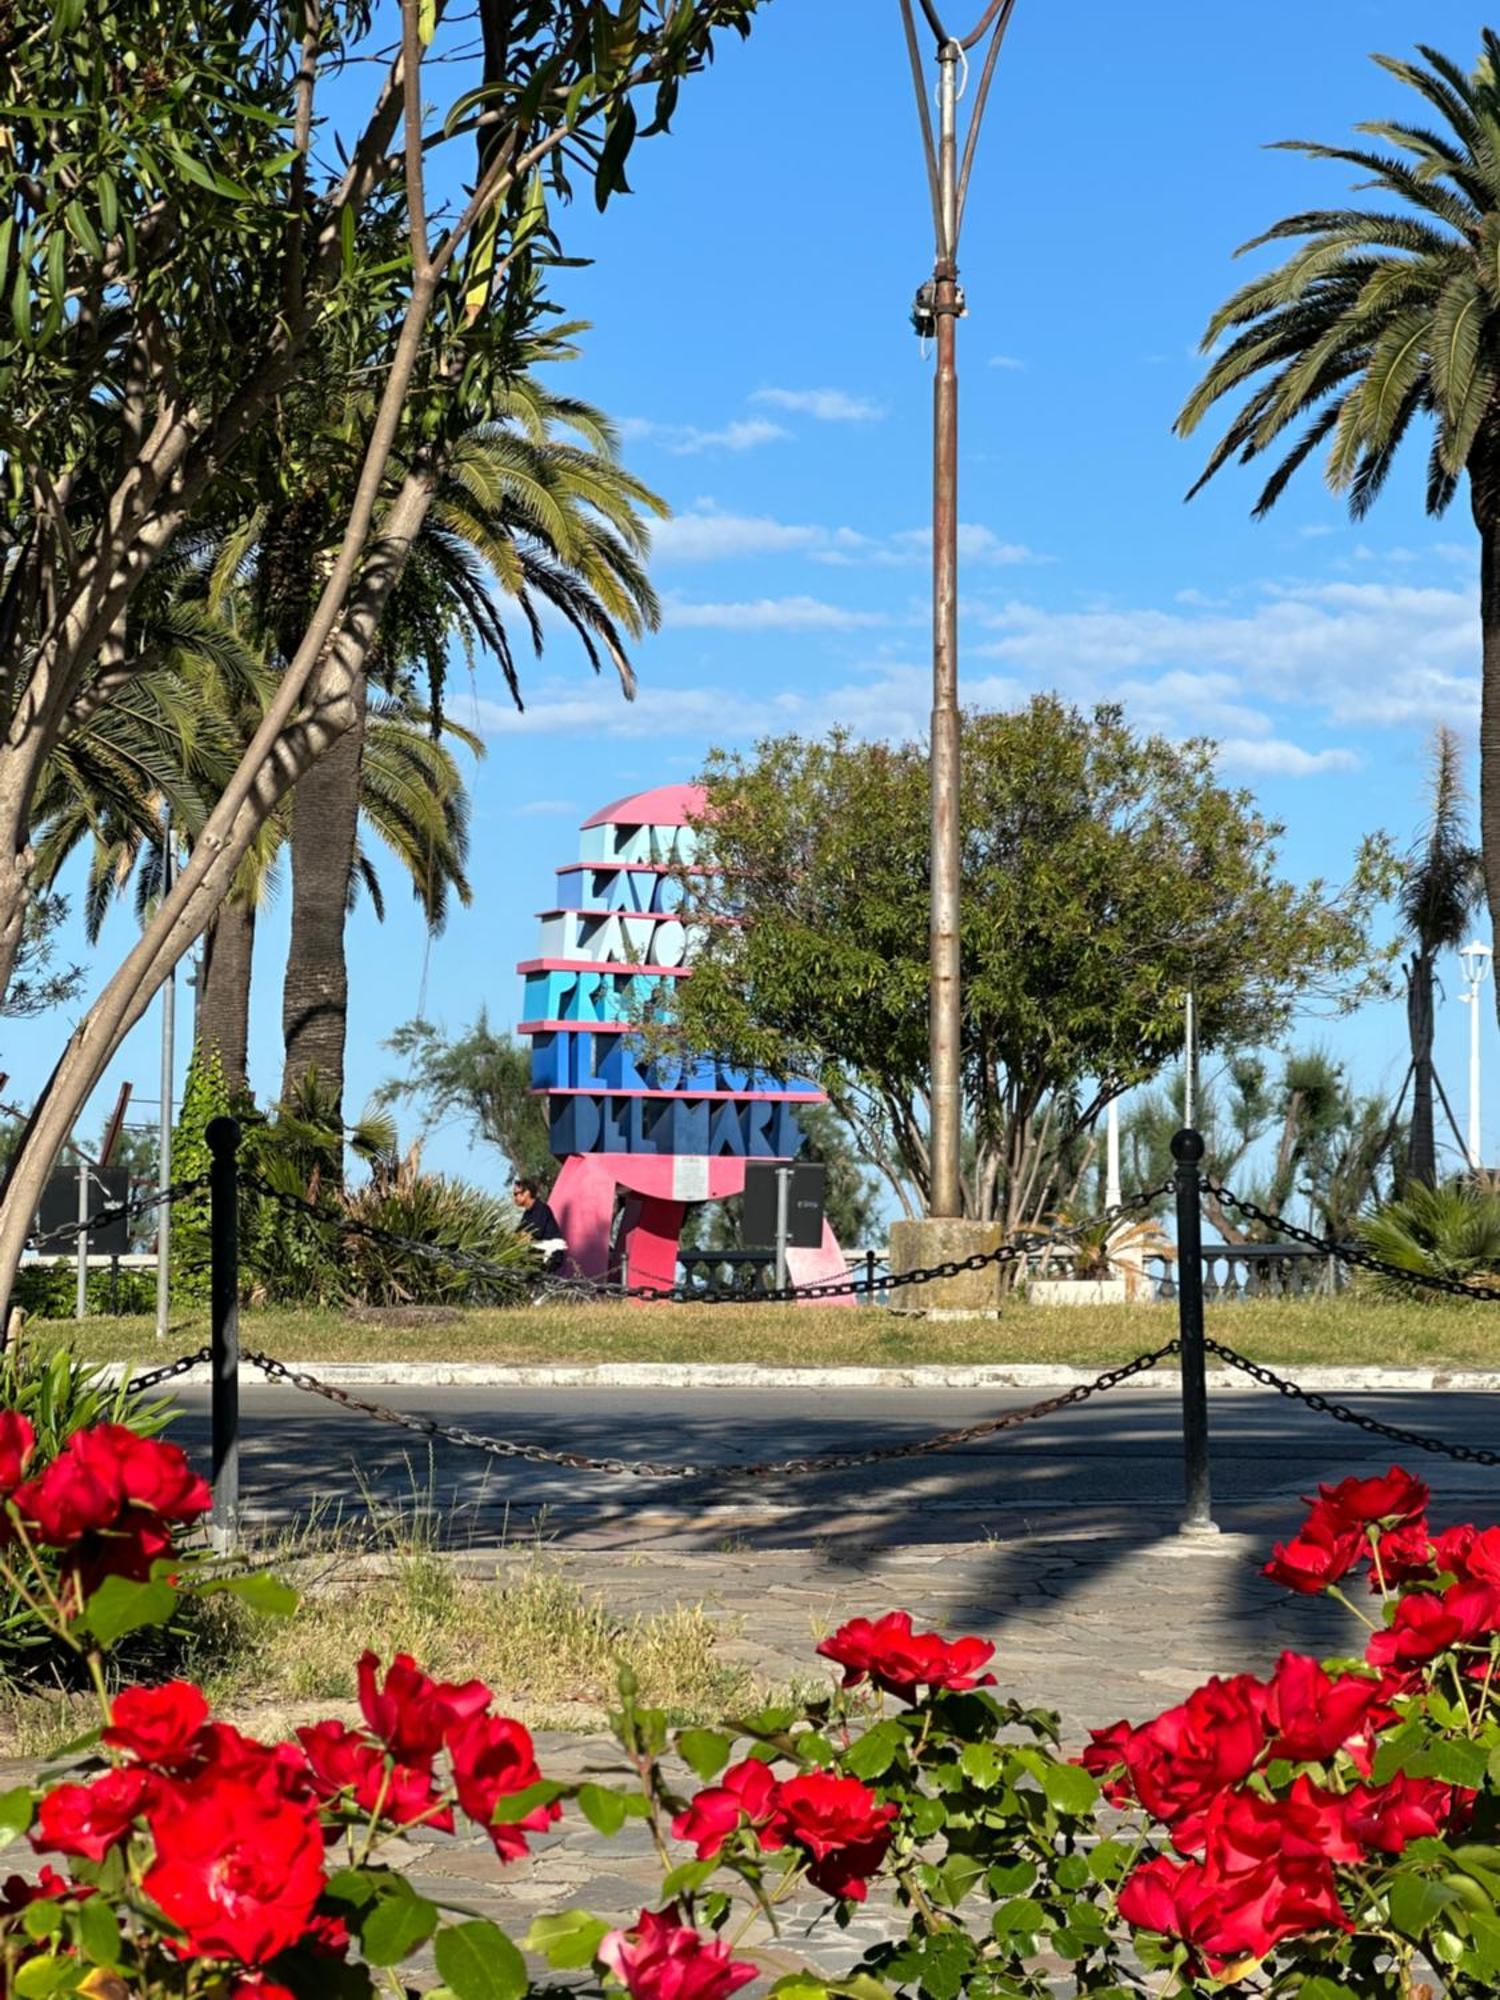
[{"left": 1460, "top": 938, "right": 1493, "bottom": 1174}]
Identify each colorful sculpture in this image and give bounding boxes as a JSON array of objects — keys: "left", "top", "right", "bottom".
[{"left": 516, "top": 784, "right": 851, "bottom": 1298}]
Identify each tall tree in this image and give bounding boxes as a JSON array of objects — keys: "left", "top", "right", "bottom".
[
  {"left": 672, "top": 700, "right": 1393, "bottom": 1231},
  {"left": 278, "top": 392, "right": 662, "bottom": 1124},
  {"left": 1177, "top": 34, "right": 1500, "bottom": 962},
  {"left": 0, "top": 0, "right": 762, "bottom": 1319},
  {"left": 1396, "top": 727, "right": 1484, "bottom": 1186},
  {"left": 377, "top": 1013, "right": 554, "bottom": 1186}
]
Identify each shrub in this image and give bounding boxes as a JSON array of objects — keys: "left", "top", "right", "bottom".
[
  {"left": 1358, "top": 1179, "right": 1500, "bottom": 1296},
  {"left": 335, "top": 1151, "right": 531, "bottom": 1306},
  {"left": 13, "top": 1263, "right": 156, "bottom": 1320}
]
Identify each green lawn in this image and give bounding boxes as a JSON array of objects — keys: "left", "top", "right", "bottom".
[{"left": 20, "top": 1292, "right": 1500, "bottom": 1372}]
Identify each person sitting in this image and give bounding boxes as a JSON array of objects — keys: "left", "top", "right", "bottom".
[{"left": 512, "top": 1176, "right": 568, "bottom": 1273}]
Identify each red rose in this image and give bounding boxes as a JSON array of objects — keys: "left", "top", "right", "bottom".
[
  {"left": 1265, "top": 1654, "right": 1380, "bottom": 1763},
  {"left": 228, "top": 1983, "right": 297, "bottom": 2000},
  {"left": 774, "top": 1772, "right": 898, "bottom": 1902},
  {"left": 598, "top": 1908, "right": 756, "bottom": 2000},
  {"left": 1263, "top": 1505, "right": 1363, "bottom": 1594},
  {"left": 144, "top": 1775, "right": 325, "bottom": 1965},
  {"left": 1365, "top": 1580, "right": 1500, "bottom": 1669},
  {"left": 102, "top": 1428, "right": 211, "bottom": 1524},
  {"left": 1079, "top": 1719, "right": 1136, "bottom": 1803},
  {"left": 104, "top": 1682, "right": 209, "bottom": 1767},
  {"left": 1341, "top": 1773, "right": 1457, "bottom": 1853},
  {"left": 0, "top": 1865, "right": 84, "bottom": 1916},
  {"left": 1204, "top": 1779, "right": 1363, "bottom": 1873},
  {"left": 1119, "top": 1849, "right": 1349, "bottom": 1974},
  {"left": 1434, "top": 1523, "right": 1480, "bottom": 1577},
  {"left": 187, "top": 1723, "right": 316, "bottom": 1805},
  {"left": 1371, "top": 1519, "right": 1435, "bottom": 1589},
  {"left": 33, "top": 1766, "right": 153, "bottom": 1862},
  {"left": 1316, "top": 1467, "right": 1429, "bottom": 1531},
  {"left": 447, "top": 1712, "right": 559, "bottom": 1860},
  {"left": 14, "top": 1434, "right": 123, "bottom": 1545},
  {"left": 1110, "top": 1675, "right": 1271, "bottom": 1848},
  {"left": 0, "top": 1414, "right": 34, "bottom": 1494},
  {"left": 297, "top": 1719, "right": 451, "bottom": 1833},
  {"left": 672, "top": 1758, "right": 785, "bottom": 1860},
  {"left": 816, "top": 1611, "right": 995, "bottom": 1701},
  {"left": 357, "top": 1651, "right": 490, "bottom": 1764}
]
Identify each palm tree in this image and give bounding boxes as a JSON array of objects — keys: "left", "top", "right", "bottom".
[
  {"left": 1177, "top": 35, "right": 1500, "bottom": 934},
  {"left": 1397, "top": 727, "right": 1484, "bottom": 1186},
  {"left": 273, "top": 379, "right": 664, "bottom": 1127}
]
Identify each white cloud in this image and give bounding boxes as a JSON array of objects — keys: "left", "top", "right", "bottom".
[
  {"left": 664, "top": 594, "right": 888, "bottom": 631},
  {"left": 621, "top": 417, "right": 789, "bottom": 455},
  {"left": 817, "top": 524, "right": 1044, "bottom": 568},
  {"left": 650, "top": 509, "right": 828, "bottom": 563},
  {"left": 512, "top": 799, "right": 579, "bottom": 817},
  {"left": 988, "top": 354, "right": 1026, "bottom": 371},
  {"left": 752, "top": 387, "right": 885, "bottom": 422},
  {"left": 652, "top": 507, "right": 1043, "bottom": 569},
  {"left": 1215, "top": 739, "right": 1360, "bottom": 777}
]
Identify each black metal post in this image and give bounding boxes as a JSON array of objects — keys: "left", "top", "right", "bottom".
[
  {"left": 206, "top": 1116, "right": 240, "bottom": 1553},
  {"left": 865, "top": 1249, "right": 877, "bottom": 1299},
  {"left": 1171, "top": 1128, "right": 1216, "bottom": 1535}
]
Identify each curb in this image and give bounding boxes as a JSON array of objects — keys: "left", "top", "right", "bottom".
[{"left": 104, "top": 1359, "right": 1500, "bottom": 1394}]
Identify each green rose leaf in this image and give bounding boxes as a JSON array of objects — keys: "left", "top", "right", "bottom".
[
  {"left": 1041, "top": 1760, "right": 1098, "bottom": 1816},
  {"left": 360, "top": 1883, "right": 442, "bottom": 1966},
  {"left": 203, "top": 1572, "right": 299, "bottom": 1617},
  {"left": 80, "top": 1574, "right": 176, "bottom": 1647},
  {"left": 434, "top": 1919, "right": 527, "bottom": 2000},
  {"left": 0, "top": 1786, "right": 33, "bottom": 1849},
  {"left": 677, "top": 1728, "right": 735, "bottom": 1781},
  {"left": 523, "top": 1911, "right": 611, "bottom": 1970},
  {"left": 491, "top": 1779, "right": 568, "bottom": 1825},
  {"left": 74, "top": 1895, "right": 121, "bottom": 1969},
  {"left": 576, "top": 1784, "right": 628, "bottom": 1836},
  {"left": 845, "top": 1719, "right": 906, "bottom": 1782}
]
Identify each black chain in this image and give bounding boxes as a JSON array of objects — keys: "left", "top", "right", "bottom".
[
  {"left": 1203, "top": 1339, "right": 1500, "bottom": 1468},
  {"left": 126, "top": 1346, "right": 213, "bottom": 1393},
  {"left": 1205, "top": 1182, "right": 1500, "bottom": 1304},
  {"left": 239, "top": 1341, "right": 1180, "bottom": 1482},
  {"left": 243, "top": 1173, "right": 1176, "bottom": 1310},
  {"left": 27, "top": 1175, "right": 211, "bottom": 1254}
]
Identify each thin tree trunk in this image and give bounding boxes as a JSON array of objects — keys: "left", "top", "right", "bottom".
[
  {"left": 1474, "top": 483, "right": 1500, "bottom": 1025},
  {"left": 280, "top": 665, "right": 368, "bottom": 1127},
  {"left": 197, "top": 901, "right": 257, "bottom": 1097},
  {"left": 1406, "top": 949, "right": 1437, "bottom": 1188}
]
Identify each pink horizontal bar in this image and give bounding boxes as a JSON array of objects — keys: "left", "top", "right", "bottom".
[
  {"left": 516, "top": 958, "right": 691, "bottom": 977},
  {"left": 517, "top": 1019, "right": 631, "bottom": 1034},
  {"left": 556, "top": 861, "right": 718, "bottom": 876},
  {"left": 533, "top": 1087, "right": 825, "bottom": 1104}
]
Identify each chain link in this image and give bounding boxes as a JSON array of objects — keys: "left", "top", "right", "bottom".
[
  {"left": 239, "top": 1340, "right": 1181, "bottom": 1482},
  {"left": 126, "top": 1347, "right": 213, "bottom": 1393},
  {"left": 1202, "top": 1338, "right": 1500, "bottom": 1468},
  {"left": 27, "top": 1175, "right": 211, "bottom": 1255},
  {"left": 1204, "top": 1181, "right": 1500, "bottom": 1304},
  {"left": 243, "top": 1172, "right": 1176, "bottom": 1310}
]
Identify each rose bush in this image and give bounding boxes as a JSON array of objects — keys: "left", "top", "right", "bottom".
[{"left": 9, "top": 1413, "right": 1500, "bottom": 1999}]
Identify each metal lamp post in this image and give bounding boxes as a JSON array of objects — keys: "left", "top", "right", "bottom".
[
  {"left": 901, "top": 0, "right": 1018, "bottom": 1220},
  {"left": 1460, "top": 938, "right": 1493, "bottom": 1174}
]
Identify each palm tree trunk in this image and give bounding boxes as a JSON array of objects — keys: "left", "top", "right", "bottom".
[
  {"left": 196, "top": 901, "right": 256, "bottom": 1097},
  {"left": 280, "top": 664, "right": 368, "bottom": 1128},
  {"left": 1406, "top": 950, "right": 1437, "bottom": 1188},
  {"left": 1473, "top": 489, "right": 1500, "bottom": 1005}
]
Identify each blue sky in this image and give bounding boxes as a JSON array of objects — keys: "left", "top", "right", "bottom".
[{"left": 11, "top": 0, "right": 1500, "bottom": 1182}]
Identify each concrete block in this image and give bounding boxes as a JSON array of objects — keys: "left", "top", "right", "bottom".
[{"left": 888, "top": 1218, "right": 1005, "bottom": 1315}]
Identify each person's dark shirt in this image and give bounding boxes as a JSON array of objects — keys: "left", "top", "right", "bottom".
[{"left": 517, "top": 1200, "right": 562, "bottom": 1241}]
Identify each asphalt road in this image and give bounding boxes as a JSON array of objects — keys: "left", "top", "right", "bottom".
[{"left": 158, "top": 1379, "right": 1500, "bottom": 1552}]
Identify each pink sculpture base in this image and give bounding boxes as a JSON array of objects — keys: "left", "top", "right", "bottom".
[{"left": 548, "top": 1153, "right": 853, "bottom": 1306}]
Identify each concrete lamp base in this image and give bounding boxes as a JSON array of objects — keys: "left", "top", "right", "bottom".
[{"left": 888, "top": 1218, "right": 1005, "bottom": 1316}]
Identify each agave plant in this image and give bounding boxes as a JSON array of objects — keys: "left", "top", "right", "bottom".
[{"left": 1357, "top": 1182, "right": 1500, "bottom": 1298}]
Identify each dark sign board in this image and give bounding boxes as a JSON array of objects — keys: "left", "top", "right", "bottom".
[
  {"left": 742, "top": 1161, "right": 826, "bottom": 1251},
  {"left": 35, "top": 1168, "right": 131, "bottom": 1258}
]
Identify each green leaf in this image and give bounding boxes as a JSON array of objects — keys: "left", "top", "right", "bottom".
[
  {"left": 74, "top": 1895, "right": 121, "bottom": 1968},
  {"left": 21, "top": 1901, "right": 60, "bottom": 1940},
  {"left": 594, "top": 97, "right": 637, "bottom": 212},
  {"left": 433, "top": 1920, "right": 526, "bottom": 2000},
  {"left": 991, "top": 1896, "right": 1045, "bottom": 1937},
  {"left": 203, "top": 1572, "right": 298, "bottom": 1617},
  {"left": 12, "top": 1954, "right": 70, "bottom": 1998},
  {"left": 576, "top": 1783, "right": 627, "bottom": 1836},
  {"left": 845, "top": 1719, "right": 905, "bottom": 1781},
  {"left": 0, "top": 1785, "right": 33, "bottom": 1849},
  {"left": 491, "top": 1779, "right": 567, "bottom": 1824},
  {"left": 677, "top": 1728, "right": 734, "bottom": 1782},
  {"left": 956, "top": 1741, "right": 1004, "bottom": 1790},
  {"left": 80, "top": 1575, "right": 176, "bottom": 1647},
  {"left": 1040, "top": 1760, "right": 1098, "bottom": 1816},
  {"left": 417, "top": 0, "right": 436, "bottom": 44},
  {"left": 1297, "top": 1981, "right": 1362, "bottom": 1999},
  {"left": 1388, "top": 1870, "right": 1458, "bottom": 1939},
  {"left": 325, "top": 1867, "right": 381, "bottom": 1910},
  {"left": 523, "top": 1911, "right": 610, "bottom": 1970},
  {"left": 660, "top": 1858, "right": 717, "bottom": 1899},
  {"left": 361, "top": 1885, "right": 441, "bottom": 1966}
]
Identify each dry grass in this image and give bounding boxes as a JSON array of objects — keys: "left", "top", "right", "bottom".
[
  {"left": 0, "top": 1503, "right": 761, "bottom": 1760},
  {"left": 25, "top": 1290, "right": 1500, "bottom": 1371}
]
